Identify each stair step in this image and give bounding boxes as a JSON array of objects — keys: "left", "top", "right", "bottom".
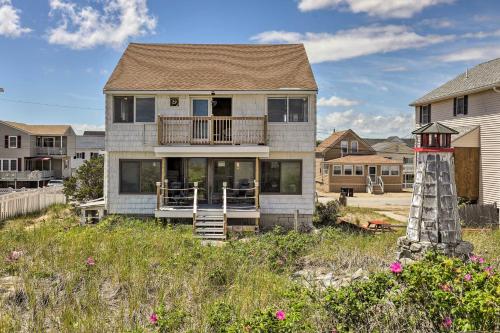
[
  {"left": 196, "top": 234, "right": 226, "bottom": 240},
  {"left": 196, "top": 227, "right": 225, "bottom": 233}
]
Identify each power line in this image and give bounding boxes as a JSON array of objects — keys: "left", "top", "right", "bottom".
[{"left": 0, "top": 97, "right": 102, "bottom": 111}]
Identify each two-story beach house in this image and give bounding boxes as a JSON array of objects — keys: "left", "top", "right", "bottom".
[
  {"left": 411, "top": 57, "right": 500, "bottom": 205},
  {"left": 103, "top": 43, "right": 318, "bottom": 238},
  {"left": 72, "top": 131, "right": 105, "bottom": 172},
  {"left": 0, "top": 120, "right": 76, "bottom": 188}
]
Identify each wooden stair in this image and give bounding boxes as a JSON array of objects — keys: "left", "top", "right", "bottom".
[
  {"left": 372, "top": 184, "right": 384, "bottom": 195},
  {"left": 194, "top": 212, "right": 226, "bottom": 240}
]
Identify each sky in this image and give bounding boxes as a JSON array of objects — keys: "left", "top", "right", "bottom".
[{"left": 1, "top": 0, "right": 500, "bottom": 139}]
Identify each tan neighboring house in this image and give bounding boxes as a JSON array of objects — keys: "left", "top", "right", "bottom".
[
  {"left": 370, "top": 137, "right": 415, "bottom": 189},
  {"left": 316, "top": 129, "right": 403, "bottom": 195},
  {"left": 103, "top": 43, "right": 317, "bottom": 238},
  {"left": 0, "top": 121, "right": 76, "bottom": 188},
  {"left": 410, "top": 57, "right": 500, "bottom": 205}
]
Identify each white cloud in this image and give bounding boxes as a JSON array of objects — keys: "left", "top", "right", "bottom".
[
  {"left": 317, "top": 109, "right": 414, "bottom": 138},
  {"left": 0, "top": 0, "right": 31, "bottom": 37},
  {"left": 463, "top": 29, "right": 500, "bottom": 39},
  {"left": 297, "top": 0, "right": 454, "bottom": 19},
  {"left": 71, "top": 123, "right": 105, "bottom": 135},
  {"left": 251, "top": 25, "right": 453, "bottom": 63},
  {"left": 438, "top": 45, "right": 500, "bottom": 62},
  {"left": 47, "top": 0, "right": 156, "bottom": 49},
  {"left": 318, "top": 96, "right": 359, "bottom": 107},
  {"left": 420, "top": 18, "right": 455, "bottom": 29}
]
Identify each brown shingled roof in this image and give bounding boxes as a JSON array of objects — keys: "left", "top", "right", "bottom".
[
  {"left": 328, "top": 155, "right": 402, "bottom": 165},
  {"left": 2, "top": 121, "right": 74, "bottom": 136},
  {"left": 316, "top": 130, "right": 348, "bottom": 153},
  {"left": 104, "top": 43, "right": 318, "bottom": 91}
]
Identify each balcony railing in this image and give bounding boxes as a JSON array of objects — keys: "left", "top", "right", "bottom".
[
  {"left": 0, "top": 170, "right": 54, "bottom": 181},
  {"left": 35, "top": 146, "right": 67, "bottom": 155},
  {"left": 158, "top": 116, "right": 267, "bottom": 145}
]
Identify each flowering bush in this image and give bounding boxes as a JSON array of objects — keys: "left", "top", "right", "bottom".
[
  {"left": 149, "top": 305, "right": 187, "bottom": 332},
  {"left": 323, "top": 252, "right": 499, "bottom": 332}
]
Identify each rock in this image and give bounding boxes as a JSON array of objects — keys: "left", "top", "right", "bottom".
[
  {"left": 410, "top": 243, "right": 422, "bottom": 252},
  {"left": 0, "top": 276, "right": 23, "bottom": 300},
  {"left": 400, "top": 258, "right": 416, "bottom": 265},
  {"left": 455, "top": 241, "right": 474, "bottom": 255},
  {"left": 397, "top": 236, "right": 411, "bottom": 247},
  {"left": 351, "top": 268, "right": 364, "bottom": 280}
]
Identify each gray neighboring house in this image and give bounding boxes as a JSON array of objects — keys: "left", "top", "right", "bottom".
[
  {"left": 410, "top": 57, "right": 500, "bottom": 205},
  {"left": 73, "top": 131, "right": 105, "bottom": 171},
  {"left": 103, "top": 43, "right": 318, "bottom": 236},
  {"left": 370, "top": 137, "right": 415, "bottom": 188},
  {"left": 0, "top": 121, "right": 76, "bottom": 188}
]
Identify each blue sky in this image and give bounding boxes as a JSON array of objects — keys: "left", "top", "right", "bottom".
[{"left": 0, "top": 0, "right": 500, "bottom": 138}]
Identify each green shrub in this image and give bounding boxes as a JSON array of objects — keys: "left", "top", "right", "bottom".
[
  {"left": 323, "top": 253, "right": 499, "bottom": 332},
  {"left": 313, "top": 201, "right": 340, "bottom": 227},
  {"left": 152, "top": 305, "right": 188, "bottom": 332},
  {"left": 207, "top": 301, "right": 236, "bottom": 332}
]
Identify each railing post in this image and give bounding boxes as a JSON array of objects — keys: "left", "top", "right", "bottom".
[
  {"left": 254, "top": 179, "right": 260, "bottom": 209},
  {"left": 263, "top": 115, "right": 268, "bottom": 145},
  {"left": 164, "top": 178, "right": 168, "bottom": 206},
  {"left": 157, "top": 115, "right": 162, "bottom": 145},
  {"left": 193, "top": 182, "right": 198, "bottom": 231},
  {"left": 156, "top": 182, "right": 161, "bottom": 210},
  {"left": 223, "top": 181, "right": 227, "bottom": 237}
]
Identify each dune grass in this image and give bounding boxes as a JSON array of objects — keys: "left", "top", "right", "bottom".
[{"left": 0, "top": 205, "right": 498, "bottom": 332}]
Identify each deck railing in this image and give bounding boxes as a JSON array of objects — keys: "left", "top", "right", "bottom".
[
  {"left": 158, "top": 115, "right": 267, "bottom": 145},
  {"left": 0, "top": 170, "right": 54, "bottom": 181},
  {"left": 377, "top": 176, "right": 385, "bottom": 194},
  {"left": 35, "top": 146, "right": 67, "bottom": 155}
]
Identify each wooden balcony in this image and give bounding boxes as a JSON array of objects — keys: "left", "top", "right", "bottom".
[
  {"left": 158, "top": 116, "right": 267, "bottom": 145},
  {"left": 35, "top": 146, "right": 67, "bottom": 156}
]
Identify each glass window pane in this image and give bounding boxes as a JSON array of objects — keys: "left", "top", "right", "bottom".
[
  {"left": 390, "top": 166, "right": 399, "bottom": 176},
  {"left": 114, "top": 96, "right": 134, "bottom": 123},
  {"left": 193, "top": 99, "right": 209, "bottom": 116},
  {"left": 355, "top": 165, "right": 363, "bottom": 175},
  {"left": 120, "top": 161, "right": 140, "bottom": 193},
  {"left": 136, "top": 98, "right": 155, "bottom": 122},
  {"left": 234, "top": 161, "right": 254, "bottom": 188},
  {"left": 268, "top": 98, "right": 287, "bottom": 122},
  {"left": 9, "top": 137, "right": 17, "bottom": 148},
  {"left": 381, "top": 166, "right": 390, "bottom": 175},
  {"left": 10, "top": 160, "right": 17, "bottom": 171},
  {"left": 289, "top": 98, "right": 308, "bottom": 122},
  {"left": 2, "top": 160, "right": 8, "bottom": 171},
  {"left": 140, "top": 161, "right": 161, "bottom": 193},
  {"left": 261, "top": 161, "right": 281, "bottom": 192},
  {"left": 351, "top": 141, "right": 358, "bottom": 153},
  {"left": 333, "top": 165, "right": 342, "bottom": 175},
  {"left": 344, "top": 165, "right": 353, "bottom": 175},
  {"left": 341, "top": 141, "right": 348, "bottom": 154},
  {"left": 280, "top": 161, "right": 301, "bottom": 194}
]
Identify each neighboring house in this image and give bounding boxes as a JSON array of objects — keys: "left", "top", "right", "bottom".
[
  {"left": 370, "top": 137, "right": 415, "bottom": 188},
  {"left": 316, "top": 129, "right": 403, "bottom": 194},
  {"left": 103, "top": 43, "right": 317, "bottom": 237},
  {"left": 410, "top": 57, "right": 500, "bottom": 205},
  {"left": 73, "top": 131, "right": 105, "bottom": 171},
  {"left": 0, "top": 121, "right": 76, "bottom": 188}
]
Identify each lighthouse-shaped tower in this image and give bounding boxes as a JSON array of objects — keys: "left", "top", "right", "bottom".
[{"left": 397, "top": 122, "right": 473, "bottom": 261}]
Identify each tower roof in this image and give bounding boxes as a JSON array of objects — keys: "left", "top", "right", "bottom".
[{"left": 412, "top": 122, "right": 459, "bottom": 135}]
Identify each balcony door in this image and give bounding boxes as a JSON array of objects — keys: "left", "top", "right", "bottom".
[
  {"left": 212, "top": 98, "right": 232, "bottom": 143},
  {"left": 192, "top": 98, "right": 210, "bottom": 142}
]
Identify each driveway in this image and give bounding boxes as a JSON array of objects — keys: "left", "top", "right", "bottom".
[{"left": 317, "top": 191, "right": 412, "bottom": 211}]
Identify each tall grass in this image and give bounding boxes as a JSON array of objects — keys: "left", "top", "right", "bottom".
[{"left": 0, "top": 205, "right": 498, "bottom": 332}]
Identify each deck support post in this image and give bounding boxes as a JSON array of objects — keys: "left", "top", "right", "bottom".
[
  {"left": 156, "top": 182, "right": 161, "bottom": 210},
  {"left": 255, "top": 157, "right": 260, "bottom": 232}
]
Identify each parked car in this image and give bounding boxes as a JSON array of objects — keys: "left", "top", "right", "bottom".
[{"left": 47, "top": 179, "right": 64, "bottom": 187}]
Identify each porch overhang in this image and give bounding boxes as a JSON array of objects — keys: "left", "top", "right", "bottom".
[{"left": 153, "top": 145, "right": 269, "bottom": 158}]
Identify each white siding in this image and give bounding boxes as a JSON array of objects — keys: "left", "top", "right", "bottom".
[
  {"left": 105, "top": 151, "right": 159, "bottom": 215},
  {"left": 415, "top": 88, "right": 500, "bottom": 205},
  {"left": 260, "top": 152, "right": 315, "bottom": 215}
]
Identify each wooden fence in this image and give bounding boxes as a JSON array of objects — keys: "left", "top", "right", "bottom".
[
  {"left": 459, "top": 202, "right": 499, "bottom": 229},
  {"left": 0, "top": 187, "right": 66, "bottom": 221}
]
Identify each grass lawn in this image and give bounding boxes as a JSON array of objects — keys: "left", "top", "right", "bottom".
[{"left": 0, "top": 205, "right": 498, "bottom": 332}]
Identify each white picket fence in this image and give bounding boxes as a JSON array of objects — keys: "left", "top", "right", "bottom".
[{"left": 0, "top": 187, "right": 66, "bottom": 221}]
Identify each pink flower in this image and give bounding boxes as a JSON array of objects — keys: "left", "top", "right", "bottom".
[
  {"left": 275, "top": 310, "right": 286, "bottom": 321},
  {"left": 440, "top": 284, "right": 453, "bottom": 292},
  {"left": 6, "top": 250, "right": 24, "bottom": 262},
  {"left": 478, "top": 257, "right": 485, "bottom": 264},
  {"left": 149, "top": 313, "right": 158, "bottom": 325},
  {"left": 470, "top": 254, "right": 478, "bottom": 262},
  {"left": 464, "top": 273, "right": 472, "bottom": 281},
  {"left": 390, "top": 261, "right": 403, "bottom": 274},
  {"left": 86, "top": 256, "right": 95, "bottom": 266},
  {"left": 442, "top": 317, "right": 452, "bottom": 329},
  {"left": 485, "top": 266, "right": 494, "bottom": 276}
]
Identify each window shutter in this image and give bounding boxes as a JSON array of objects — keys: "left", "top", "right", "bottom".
[
  {"left": 419, "top": 106, "right": 423, "bottom": 123},
  {"left": 17, "top": 158, "right": 22, "bottom": 171},
  {"left": 453, "top": 97, "right": 457, "bottom": 116},
  {"left": 464, "top": 95, "right": 468, "bottom": 115},
  {"left": 82, "top": 152, "right": 86, "bottom": 159},
  {"left": 17, "top": 136, "right": 21, "bottom": 148},
  {"left": 4, "top": 135, "right": 8, "bottom": 148},
  {"left": 428, "top": 104, "right": 432, "bottom": 123}
]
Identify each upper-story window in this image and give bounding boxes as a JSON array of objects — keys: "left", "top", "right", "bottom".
[
  {"left": 454, "top": 95, "right": 468, "bottom": 116},
  {"left": 37, "top": 137, "right": 55, "bottom": 147},
  {"left": 340, "top": 140, "right": 348, "bottom": 154},
  {"left": 267, "top": 97, "right": 308, "bottom": 123},
  {"left": 403, "top": 157, "right": 413, "bottom": 164},
  {"left": 8, "top": 136, "right": 17, "bottom": 148},
  {"left": 351, "top": 141, "right": 358, "bottom": 153},
  {"left": 420, "top": 105, "right": 431, "bottom": 124},
  {"left": 113, "top": 96, "right": 156, "bottom": 123}
]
